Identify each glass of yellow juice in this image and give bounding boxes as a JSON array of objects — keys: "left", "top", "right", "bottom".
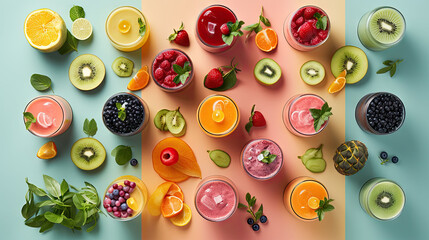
[{"left": 105, "top": 6, "right": 150, "bottom": 52}]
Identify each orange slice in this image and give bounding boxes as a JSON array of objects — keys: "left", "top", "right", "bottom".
[
  {"left": 328, "top": 76, "right": 346, "bottom": 94},
  {"left": 161, "top": 196, "right": 184, "bottom": 218},
  {"left": 167, "top": 183, "right": 184, "bottom": 201},
  {"left": 308, "top": 197, "right": 320, "bottom": 210},
  {"left": 37, "top": 141, "right": 57, "bottom": 159},
  {"left": 255, "top": 28, "right": 278, "bottom": 52},
  {"left": 147, "top": 182, "right": 174, "bottom": 216},
  {"left": 24, "top": 9, "right": 67, "bottom": 52},
  {"left": 169, "top": 203, "right": 192, "bottom": 226},
  {"left": 127, "top": 66, "right": 150, "bottom": 91}
]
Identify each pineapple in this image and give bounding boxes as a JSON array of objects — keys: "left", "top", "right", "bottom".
[{"left": 333, "top": 140, "right": 368, "bottom": 175}]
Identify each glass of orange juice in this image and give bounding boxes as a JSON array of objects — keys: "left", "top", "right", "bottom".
[
  {"left": 197, "top": 94, "right": 240, "bottom": 137},
  {"left": 102, "top": 175, "right": 148, "bottom": 221},
  {"left": 105, "top": 6, "right": 150, "bottom": 52},
  {"left": 283, "top": 176, "right": 328, "bottom": 221}
]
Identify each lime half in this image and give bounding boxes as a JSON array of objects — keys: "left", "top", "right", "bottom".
[{"left": 72, "top": 18, "right": 93, "bottom": 40}]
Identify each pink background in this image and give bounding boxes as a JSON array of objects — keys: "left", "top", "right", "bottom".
[{"left": 139, "top": 0, "right": 345, "bottom": 239}]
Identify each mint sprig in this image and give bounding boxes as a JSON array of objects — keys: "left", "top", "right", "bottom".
[
  {"left": 309, "top": 102, "right": 332, "bottom": 132},
  {"left": 70, "top": 5, "right": 85, "bottom": 21},
  {"left": 315, "top": 197, "right": 334, "bottom": 221},
  {"left": 115, "top": 103, "right": 126, "bottom": 121},
  {"left": 23, "top": 112, "right": 36, "bottom": 130},
  {"left": 138, "top": 18, "right": 146, "bottom": 37},
  {"left": 377, "top": 59, "right": 403, "bottom": 77},
  {"left": 83, "top": 118, "right": 97, "bottom": 137},
  {"left": 30, "top": 74, "right": 53, "bottom": 93},
  {"left": 111, "top": 145, "right": 132, "bottom": 165},
  {"left": 173, "top": 61, "right": 192, "bottom": 84},
  {"left": 314, "top": 12, "right": 328, "bottom": 30},
  {"left": 238, "top": 193, "right": 264, "bottom": 223},
  {"left": 222, "top": 20, "right": 245, "bottom": 45},
  {"left": 243, "top": 6, "right": 271, "bottom": 40},
  {"left": 259, "top": 150, "right": 277, "bottom": 164}
]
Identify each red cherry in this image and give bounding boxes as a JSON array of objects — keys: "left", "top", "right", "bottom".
[{"left": 160, "top": 147, "right": 179, "bottom": 166}]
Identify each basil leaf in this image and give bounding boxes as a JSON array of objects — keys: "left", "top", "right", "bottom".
[
  {"left": 73, "top": 194, "right": 85, "bottom": 210},
  {"left": 39, "top": 221, "right": 54, "bottom": 233},
  {"left": 61, "top": 215, "right": 76, "bottom": 229},
  {"left": 58, "top": 30, "right": 79, "bottom": 55},
  {"left": 83, "top": 118, "right": 97, "bottom": 137},
  {"left": 26, "top": 178, "right": 47, "bottom": 196},
  {"left": 36, "top": 200, "right": 56, "bottom": 208},
  {"left": 86, "top": 216, "right": 97, "bottom": 232},
  {"left": 25, "top": 215, "right": 47, "bottom": 228},
  {"left": 61, "top": 179, "right": 69, "bottom": 196},
  {"left": 115, "top": 147, "right": 133, "bottom": 165},
  {"left": 43, "top": 175, "right": 61, "bottom": 198},
  {"left": 44, "top": 212, "right": 63, "bottom": 224},
  {"left": 30, "top": 74, "right": 51, "bottom": 91},
  {"left": 74, "top": 210, "right": 85, "bottom": 227},
  {"left": 70, "top": 5, "right": 85, "bottom": 21}
]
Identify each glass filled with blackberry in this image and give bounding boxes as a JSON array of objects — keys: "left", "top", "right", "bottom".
[
  {"left": 102, "top": 92, "right": 149, "bottom": 136},
  {"left": 355, "top": 92, "right": 405, "bottom": 135}
]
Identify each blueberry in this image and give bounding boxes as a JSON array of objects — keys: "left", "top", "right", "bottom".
[
  {"left": 260, "top": 215, "right": 267, "bottom": 223},
  {"left": 247, "top": 218, "right": 254, "bottom": 225},
  {"left": 120, "top": 203, "right": 128, "bottom": 211},
  {"left": 130, "top": 158, "right": 138, "bottom": 166},
  {"left": 391, "top": 156, "right": 399, "bottom": 163},
  {"left": 113, "top": 189, "right": 119, "bottom": 196},
  {"left": 252, "top": 223, "right": 260, "bottom": 231},
  {"left": 380, "top": 151, "right": 388, "bottom": 160}
]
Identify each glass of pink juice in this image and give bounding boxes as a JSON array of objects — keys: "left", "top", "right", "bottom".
[
  {"left": 283, "top": 5, "right": 330, "bottom": 51},
  {"left": 23, "top": 95, "right": 72, "bottom": 137},
  {"left": 283, "top": 94, "right": 329, "bottom": 137},
  {"left": 194, "top": 175, "right": 238, "bottom": 222},
  {"left": 196, "top": 5, "right": 237, "bottom": 53}
]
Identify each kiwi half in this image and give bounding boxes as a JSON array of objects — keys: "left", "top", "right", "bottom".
[
  {"left": 369, "top": 7, "right": 405, "bottom": 44},
  {"left": 368, "top": 181, "right": 405, "bottom": 220},
  {"left": 69, "top": 54, "right": 105, "bottom": 91},
  {"left": 300, "top": 60, "right": 325, "bottom": 85},
  {"left": 112, "top": 56, "right": 134, "bottom": 77},
  {"left": 71, "top": 138, "right": 106, "bottom": 170},
  {"left": 254, "top": 58, "right": 281, "bottom": 85},
  {"left": 331, "top": 46, "right": 368, "bottom": 84},
  {"left": 165, "top": 108, "right": 186, "bottom": 136},
  {"left": 154, "top": 109, "right": 170, "bottom": 131}
]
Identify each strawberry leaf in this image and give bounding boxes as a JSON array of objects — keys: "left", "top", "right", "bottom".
[{"left": 209, "top": 58, "right": 239, "bottom": 91}]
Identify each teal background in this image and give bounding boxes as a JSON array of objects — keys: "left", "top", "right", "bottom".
[
  {"left": 0, "top": 0, "right": 142, "bottom": 239},
  {"left": 345, "top": 0, "right": 428, "bottom": 239}
]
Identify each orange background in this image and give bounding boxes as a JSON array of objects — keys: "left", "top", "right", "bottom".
[{"left": 140, "top": 0, "right": 345, "bottom": 239}]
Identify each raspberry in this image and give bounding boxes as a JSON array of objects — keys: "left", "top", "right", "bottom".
[
  {"left": 311, "top": 36, "right": 322, "bottom": 45},
  {"left": 154, "top": 68, "right": 165, "bottom": 81},
  {"left": 156, "top": 54, "right": 164, "bottom": 61},
  {"left": 304, "top": 7, "right": 317, "bottom": 19},
  {"left": 164, "top": 75, "right": 177, "bottom": 87},
  {"left": 291, "top": 21, "right": 297, "bottom": 29},
  {"left": 295, "top": 16, "right": 304, "bottom": 27},
  {"left": 164, "top": 50, "right": 177, "bottom": 61},
  {"left": 175, "top": 55, "right": 188, "bottom": 67},
  {"left": 160, "top": 60, "right": 171, "bottom": 71},
  {"left": 318, "top": 30, "right": 329, "bottom": 40}
]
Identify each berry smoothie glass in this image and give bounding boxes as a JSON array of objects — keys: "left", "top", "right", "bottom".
[
  {"left": 23, "top": 95, "right": 72, "bottom": 138},
  {"left": 355, "top": 92, "right": 405, "bottom": 135},
  {"left": 283, "top": 5, "right": 330, "bottom": 51},
  {"left": 102, "top": 92, "right": 149, "bottom": 136},
  {"left": 196, "top": 5, "right": 238, "bottom": 53},
  {"left": 195, "top": 175, "right": 238, "bottom": 222},
  {"left": 283, "top": 94, "right": 329, "bottom": 137},
  {"left": 241, "top": 139, "right": 283, "bottom": 180},
  {"left": 283, "top": 177, "right": 329, "bottom": 221},
  {"left": 103, "top": 175, "right": 148, "bottom": 221},
  {"left": 151, "top": 49, "right": 194, "bottom": 92}
]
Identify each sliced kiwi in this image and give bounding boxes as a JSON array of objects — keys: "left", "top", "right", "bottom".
[
  {"left": 71, "top": 138, "right": 106, "bottom": 170},
  {"left": 208, "top": 149, "right": 231, "bottom": 168},
  {"left": 369, "top": 8, "right": 405, "bottom": 44},
  {"left": 165, "top": 108, "right": 186, "bottom": 136},
  {"left": 112, "top": 57, "right": 134, "bottom": 77},
  {"left": 254, "top": 58, "right": 281, "bottom": 85},
  {"left": 300, "top": 60, "right": 325, "bottom": 85},
  {"left": 154, "top": 109, "right": 170, "bottom": 131},
  {"left": 368, "top": 181, "right": 405, "bottom": 220},
  {"left": 69, "top": 54, "right": 105, "bottom": 91},
  {"left": 331, "top": 46, "right": 368, "bottom": 84}
]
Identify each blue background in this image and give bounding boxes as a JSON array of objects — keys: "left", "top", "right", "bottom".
[{"left": 345, "top": 0, "right": 428, "bottom": 239}]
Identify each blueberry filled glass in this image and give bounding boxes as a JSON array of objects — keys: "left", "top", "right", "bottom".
[
  {"left": 355, "top": 92, "right": 405, "bottom": 135},
  {"left": 102, "top": 92, "right": 149, "bottom": 136}
]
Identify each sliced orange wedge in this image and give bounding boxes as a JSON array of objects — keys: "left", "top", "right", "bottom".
[
  {"left": 161, "top": 195, "right": 184, "bottom": 218},
  {"left": 169, "top": 203, "right": 192, "bottom": 226},
  {"left": 338, "top": 69, "right": 347, "bottom": 78},
  {"left": 328, "top": 76, "right": 346, "bottom": 94},
  {"left": 127, "top": 66, "right": 149, "bottom": 91},
  {"left": 167, "top": 183, "right": 184, "bottom": 201},
  {"left": 37, "top": 141, "right": 57, "bottom": 159},
  {"left": 255, "top": 28, "right": 278, "bottom": 52}
]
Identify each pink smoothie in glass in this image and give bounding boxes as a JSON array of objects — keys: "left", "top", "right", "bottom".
[
  {"left": 195, "top": 178, "right": 237, "bottom": 221},
  {"left": 24, "top": 96, "right": 72, "bottom": 137},
  {"left": 284, "top": 94, "right": 327, "bottom": 136},
  {"left": 241, "top": 139, "right": 283, "bottom": 180}
]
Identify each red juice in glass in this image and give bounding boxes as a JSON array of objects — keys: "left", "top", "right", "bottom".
[{"left": 196, "top": 5, "right": 237, "bottom": 53}]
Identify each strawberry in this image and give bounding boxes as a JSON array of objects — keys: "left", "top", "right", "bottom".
[
  {"left": 204, "top": 68, "right": 223, "bottom": 89},
  {"left": 298, "top": 21, "right": 314, "bottom": 42},
  {"left": 304, "top": 7, "right": 317, "bottom": 20},
  {"left": 245, "top": 105, "right": 266, "bottom": 133},
  {"left": 168, "top": 22, "right": 190, "bottom": 46},
  {"left": 220, "top": 23, "right": 230, "bottom": 35}
]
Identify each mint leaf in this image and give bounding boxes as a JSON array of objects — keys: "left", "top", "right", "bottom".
[
  {"left": 238, "top": 203, "right": 247, "bottom": 208},
  {"left": 314, "top": 13, "right": 327, "bottom": 30},
  {"left": 115, "top": 103, "right": 126, "bottom": 121},
  {"left": 260, "top": 150, "right": 277, "bottom": 164},
  {"left": 83, "top": 118, "right": 97, "bottom": 137},
  {"left": 23, "top": 112, "right": 36, "bottom": 130},
  {"left": 243, "top": 23, "right": 259, "bottom": 31},
  {"left": 111, "top": 145, "right": 132, "bottom": 165},
  {"left": 30, "top": 74, "right": 52, "bottom": 92},
  {"left": 259, "top": 7, "right": 271, "bottom": 27},
  {"left": 173, "top": 62, "right": 191, "bottom": 84},
  {"left": 316, "top": 197, "right": 334, "bottom": 221},
  {"left": 222, "top": 20, "right": 244, "bottom": 45},
  {"left": 138, "top": 18, "right": 146, "bottom": 37},
  {"left": 377, "top": 59, "right": 403, "bottom": 77},
  {"left": 255, "top": 204, "right": 263, "bottom": 220},
  {"left": 310, "top": 102, "right": 332, "bottom": 132},
  {"left": 70, "top": 5, "right": 85, "bottom": 21},
  {"left": 58, "top": 30, "right": 79, "bottom": 55},
  {"left": 245, "top": 193, "right": 251, "bottom": 203}
]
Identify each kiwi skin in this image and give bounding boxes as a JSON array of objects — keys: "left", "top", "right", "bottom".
[
  {"left": 154, "top": 109, "right": 170, "bottom": 131},
  {"left": 69, "top": 54, "right": 106, "bottom": 91},
  {"left": 330, "top": 45, "right": 368, "bottom": 84},
  {"left": 254, "top": 58, "right": 282, "bottom": 86},
  {"left": 70, "top": 138, "right": 106, "bottom": 171},
  {"left": 112, "top": 57, "right": 134, "bottom": 77},
  {"left": 300, "top": 60, "right": 325, "bottom": 85}
]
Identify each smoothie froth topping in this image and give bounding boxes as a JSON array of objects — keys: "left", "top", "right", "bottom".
[{"left": 37, "top": 112, "right": 53, "bottom": 128}]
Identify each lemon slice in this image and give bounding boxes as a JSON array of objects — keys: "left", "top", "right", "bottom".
[{"left": 72, "top": 18, "right": 93, "bottom": 40}]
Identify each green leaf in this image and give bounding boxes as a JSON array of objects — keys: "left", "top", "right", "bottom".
[
  {"left": 30, "top": 74, "right": 52, "bottom": 91},
  {"left": 210, "top": 68, "right": 237, "bottom": 91},
  {"left": 249, "top": 196, "right": 256, "bottom": 207},
  {"left": 245, "top": 121, "right": 253, "bottom": 133},
  {"left": 310, "top": 102, "right": 332, "bottom": 132},
  {"left": 115, "top": 103, "right": 126, "bottom": 121},
  {"left": 36, "top": 200, "right": 56, "bottom": 208},
  {"left": 26, "top": 178, "right": 47, "bottom": 196},
  {"left": 43, "top": 175, "right": 61, "bottom": 198},
  {"left": 23, "top": 112, "right": 37, "bottom": 130},
  {"left": 61, "top": 179, "right": 69, "bottom": 196},
  {"left": 222, "top": 34, "right": 234, "bottom": 46},
  {"left": 73, "top": 193, "right": 85, "bottom": 210},
  {"left": 314, "top": 13, "right": 328, "bottom": 30},
  {"left": 390, "top": 64, "right": 396, "bottom": 77},
  {"left": 61, "top": 215, "right": 76, "bottom": 229},
  {"left": 255, "top": 204, "right": 263, "bottom": 220},
  {"left": 383, "top": 60, "right": 393, "bottom": 66},
  {"left": 173, "top": 64, "right": 184, "bottom": 74},
  {"left": 83, "top": 118, "right": 98, "bottom": 137},
  {"left": 243, "top": 23, "right": 259, "bottom": 31},
  {"left": 58, "top": 30, "right": 79, "bottom": 55},
  {"left": 86, "top": 216, "right": 97, "bottom": 232},
  {"left": 39, "top": 221, "right": 54, "bottom": 233},
  {"left": 138, "top": 18, "right": 146, "bottom": 37},
  {"left": 44, "top": 212, "right": 63, "bottom": 224},
  {"left": 255, "top": 24, "right": 263, "bottom": 33},
  {"left": 70, "top": 5, "right": 85, "bottom": 21},
  {"left": 172, "top": 62, "right": 191, "bottom": 85},
  {"left": 245, "top": 193, "right": 251, "bottom": 203},
  {"left": 25, "top": 215, "right": 47, "bottom": 228},
  {"left": 74, "top": 210, "right": 85, "bottom": 227},
  {"left": 315, "top": 198, "right": 334, "bottom": 221},
  {"left": 376, "top": 66, "right": 392, "bottom": 74},
  {"left": 115, "top": 147, "right": 133, "bottom": 165},
  {"left": 238, "top": 203, "right": 248, "bottom": 208}
]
